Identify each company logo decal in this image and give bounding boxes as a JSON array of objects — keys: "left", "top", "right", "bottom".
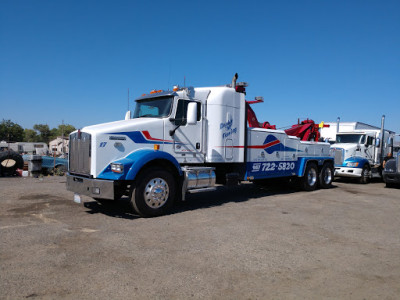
[
  {"left": 258, "top": 135, "right": 297, "bottom": 154},
  {"left": 220, "top": 119, "right": 237, "bottom": 139},
  {"left": 221, "top": 135, "right": 298, "bottom": 153}
]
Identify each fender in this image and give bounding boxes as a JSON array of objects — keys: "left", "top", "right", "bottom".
[
  {"left": 343, "top": 157, "right": 370, "bottom": 169},
  {"left": 97, "top": 149, "right": 182, "bottom": 181},
  {"left": 297, "top": 157, "right": 334, "bottom": 176}
]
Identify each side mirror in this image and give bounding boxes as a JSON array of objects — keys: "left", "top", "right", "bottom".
[
  {"left": 187, "top": 102, "right": 197, "bottom": 125},
  {"left": 375, "top": 138, "right": 380, "bottom": 147},
  {"left": 125, "top": 111, "right": 131, "bottom": 120}
]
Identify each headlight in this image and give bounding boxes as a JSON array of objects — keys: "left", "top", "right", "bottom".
[
  {"left": 346, "top": 162, "right": 359, "bottom": 167},
  {"left": 111, "top": 163, "right": 124, "bottom": 173}
]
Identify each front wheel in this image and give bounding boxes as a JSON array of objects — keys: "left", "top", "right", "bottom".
[
  {"left": 359, "top": 165, "right": 370, "bottom": 184},
  {"left": 385, "top": 182, "right": 397, "bottom": 189},
  {"left": 300, "top": 163, "right": 318, "bottom": 191},
  {"left": 129, "top": 167, "right": 176, "bottom": 217},
  {"left": 319, "top": 163, "right": 334, "bottom": 189}
]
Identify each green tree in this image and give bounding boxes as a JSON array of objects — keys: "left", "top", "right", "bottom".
[
  {"left": 33, "top": 124, "right": 51, "bottom": 143},
  {"left": 59, "top": 124, "right": 76, "bottom": 136},
  {"left": 48, "top": 124, "right": 76, "bottom": 141},
  {"left": 49, "top": 128, "right": 59, "bottom": 141},
  {"left": 0, "top": 119, "right": 24, "bottom": 142},
  {"left": 23, "top": 129, "right": 38, "bottom": 142}
]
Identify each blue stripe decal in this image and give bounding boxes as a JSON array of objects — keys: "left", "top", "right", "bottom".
[{"left": 263, "top": 135, "right": 298, "bottom": 154}]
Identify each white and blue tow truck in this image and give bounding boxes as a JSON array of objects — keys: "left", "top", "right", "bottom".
[{"left": 67, "top": 74, "right": 334, "bottom": 217}]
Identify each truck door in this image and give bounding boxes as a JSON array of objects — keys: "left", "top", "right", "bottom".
[
  {"left": 364, "top": 135, "right": 375, "bottom": 163},
  {"left": 169, "top": 99, "right": 204, "bottom": 163}
]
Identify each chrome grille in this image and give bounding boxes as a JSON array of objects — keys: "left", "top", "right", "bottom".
[
  {"left": 334, "top": 148, "right": 343, "bottom": 166},
  {"left": 69, "top": 132, "right": 91, "bottom": 176}
]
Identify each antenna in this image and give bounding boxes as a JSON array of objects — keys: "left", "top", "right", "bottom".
[
  {"left": 127, "top": 88, "right": 130, "bottom": 111},
  {"left": 168, "top": 64, "right": 171, "bottom": 90}
]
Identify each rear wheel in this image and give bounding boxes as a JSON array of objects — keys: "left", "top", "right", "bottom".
[
  {"left": 300, "top": 163, "right": 318, "bottom": 191},
  {"left": 359, "top": 165, "right": 370, "bottom": 184},
  {"left": 129, "top": 167, "right": 176, "bottom": 217},
  {"left": 319, "top": 163, "right": 333, "bottom": 189}
]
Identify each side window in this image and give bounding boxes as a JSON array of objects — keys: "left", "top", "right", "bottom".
[
  {"left": 366, "top": 136, "right": 374, "bottom": 146},
  {"left": 196, "top": 102, "right": 201, "bottom": 121},
  {"left": 175, "top": 100, "right": 189, "bottom": 126},
  {"left": 174, "top": 100, "right": 201, "bottom": 125}
]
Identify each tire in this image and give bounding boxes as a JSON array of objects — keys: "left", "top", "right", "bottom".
[
  {"left": 300, "top": 162, "right": 318, "bottom": 191},
  {"left": 319, "top": 163, "right": 333, "bottom": 189},
  {"left": 358, "top": 165, "right": 370, "bottom": 184},
  {"left": 54, "top": 165, "right": 66, "bottom": 176},
  {"left": 0, "top": 150, "right": 24, "bottom": 176},
  {"left": 129, "top": 167, "right": 176, "bottom": 217},
  {"left": 385, "top": 182, "right": 397, "bottom": 189}
]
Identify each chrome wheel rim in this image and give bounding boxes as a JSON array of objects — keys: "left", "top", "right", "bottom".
[
  {"left": 144, "top": 177, "right": 169, "bottom": 208},
  {"left": 323, "top": 168, "right": 332, "bottom": 185},
  {"left": 308, "top": 168, "right": 317, "bottom": 186}
]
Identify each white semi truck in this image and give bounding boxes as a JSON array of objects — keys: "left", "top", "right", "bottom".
[
  {"left": 67, "top": 75, "right": 334, "bottom": 217},
  {"left": 320, "top": 117, "right": 396, "bottom": 183}
]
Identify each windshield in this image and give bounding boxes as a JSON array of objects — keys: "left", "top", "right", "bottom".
[
  {"left": 133, "top": 96, "right": 173, "bottom": 118},
  {"left": 336, "top": 134, "right": 365, "bottom": 144}
]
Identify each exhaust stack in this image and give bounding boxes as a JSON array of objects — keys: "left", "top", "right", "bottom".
[
  {"left": 231, "top": 73, "right": 238, "bottom": 88},
  {"left": 336, "top": 117, "right": 340, "bottom": 133},
  {"left": 380, "top": 115, "right": 385, "bottom": 162}
]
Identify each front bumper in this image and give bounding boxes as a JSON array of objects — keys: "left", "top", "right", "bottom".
[
  {"left": 382, "top": 172, "right": 400, "bottom": 184},
  {"left": 334, "top": 167, "right": 363, "bottom": 178},
  {"left": 66, "top": 174, "right": 115, "bottom": 199}
]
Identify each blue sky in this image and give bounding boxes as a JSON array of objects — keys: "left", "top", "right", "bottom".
[{"left": 1, "top": 0, "right": 399, "bottom": 132}]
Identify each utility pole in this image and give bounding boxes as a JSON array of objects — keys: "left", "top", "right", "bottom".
[{"left": 61, "top": 120, "right": 64, "bottom": 155}]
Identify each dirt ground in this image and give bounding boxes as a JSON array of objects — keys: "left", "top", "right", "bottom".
[{"left": 0, "top": 176, "right": 399, "bottom": 299}]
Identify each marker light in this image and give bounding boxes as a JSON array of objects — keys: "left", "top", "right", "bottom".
[
  {"left": 111, "top": 163, "right": 124, "bottom": 173},
  {"left": 173, "top": 85, "right": 179, "bottom": 91},
  {"left": 154, "top": 144, "right": 160, "bottom": 150},
  {"left": 150, "top": 90, "right": 163, "bottom": 94},
  {"left": 346, "top": 162, "right": 359, "bottom": 167}
]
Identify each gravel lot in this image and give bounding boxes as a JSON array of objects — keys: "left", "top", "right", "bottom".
[{"left": 0, "top": 176, "right": 399, "bottom": 299}]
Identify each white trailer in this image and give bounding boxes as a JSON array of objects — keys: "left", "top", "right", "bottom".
[
  {"left": 0, "top": 142, "right": 48, "bottom": 155},
  {"left": 67, "top": 74, "right": 334, "bottom": 217},
  {"left": 320, "top": 117, "right": 395, "bottom": 183}
]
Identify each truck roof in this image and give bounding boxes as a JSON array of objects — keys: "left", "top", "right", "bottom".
[{"left": 323, "top": 121, "right": 395, "bottom": 134}]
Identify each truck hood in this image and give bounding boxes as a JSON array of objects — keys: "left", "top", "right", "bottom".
[
  {"left": 331, "top": 143, "right": 358, "bottom": 151},
  {"left": 80, "top": 118, "right": 163, "bottom": 135}
]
